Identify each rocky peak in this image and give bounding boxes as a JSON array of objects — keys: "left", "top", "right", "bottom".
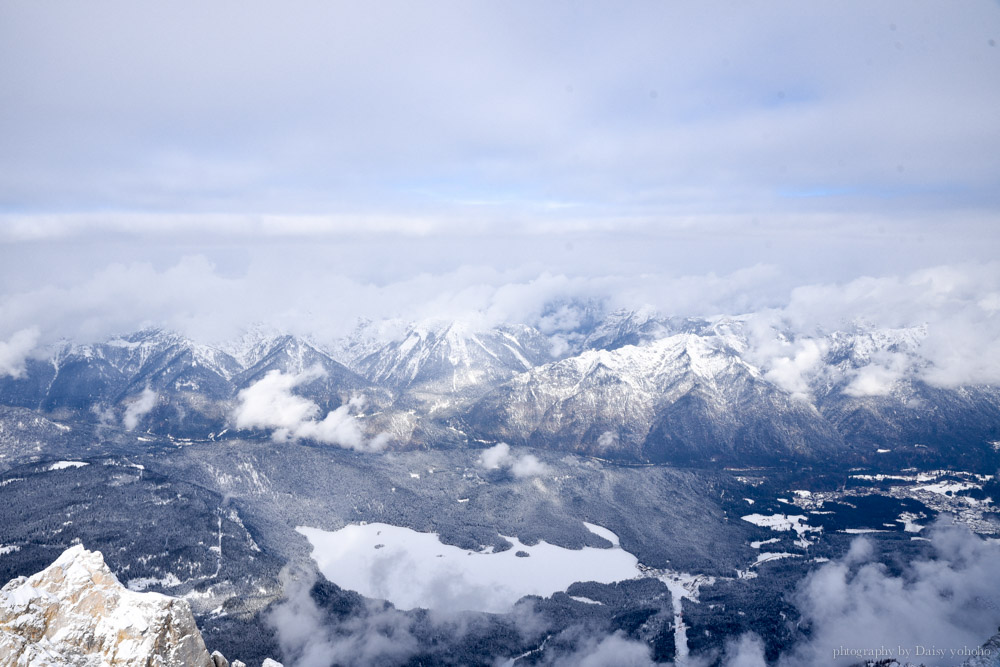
[{"left": 0, "top": 545, "right": 277, "bottom": 667}]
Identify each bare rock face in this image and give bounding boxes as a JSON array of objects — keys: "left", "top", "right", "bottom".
[{"left": 0, "top": 544, "right": 214, "bottom": 666}]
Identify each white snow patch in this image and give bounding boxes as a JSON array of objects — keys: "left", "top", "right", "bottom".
[
  {"left": 127, "top": 573, "right": 183, "bottom": 591},
  {"left": 47, "top": 461, "right": 89, "bottom": 471},
  {"left": 753, "top": 552, "right": 799, "bottom": 567},
  {"left": 915, "top": 481, "right": 979, "bottom": 495},
  {"left": 842, "top": 528, "right": 887, "bottom": 534},
  {"left": 750, "top": 538, "right": 780, "bottom": 549},
  {"left": 569, "top": 595, "right": 603, "bottom": 605},
  {"left": 583, "top": 522, "right": 620, "bottom": 547}
]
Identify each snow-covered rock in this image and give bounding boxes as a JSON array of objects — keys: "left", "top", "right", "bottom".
[{"left": 0, "top": 545, "right": 213, "bottom": 666}]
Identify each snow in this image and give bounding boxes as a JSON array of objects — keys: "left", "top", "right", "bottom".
[
  {"left": 742, "top": 513, "right": 821, "bottom": 546},
  {"left": 127, "top": 573, "right": 183, "bottom": 591},
  {"left": 753, "top": 552, "right": 799, "bottom": 567},
  {"left": 657, "top": 570, "right": 715, "bottom": 664},
  {"left": 742, "top": 513, "right": 816, "bottom": 533},
  {"left": 298, "top": 522, "right": 639, "bottom": 613},
  {"left": 750, "top": 538, "right": 780, "bottom": 549},
  {"left": 915, "top": 481, "right": 979, "bottom": 495},
  {"left": 582, "top": 522, "right": 620, "bottom": 546},
  {"left": 47, "top": 461, "right": 89, "bottom": 471},
  {"left": 569, "top": 596, "right": 602, "bottom": 605}
]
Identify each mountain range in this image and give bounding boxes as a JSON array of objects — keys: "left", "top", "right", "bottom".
[{"left": 1, "top": 310, "right": 997, "bottom": 469}]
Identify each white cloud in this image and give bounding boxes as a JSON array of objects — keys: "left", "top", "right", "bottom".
[
  {"left": 510, "top": 454, "right": 549, "bottom": 479},
  {"left": 0, "top": 327, "right": 39, "bottom": 378},
  {"left": 477, "top": 443, "right": 550, "bottom": 478},
  {"left": 233, "top": 367, "right": 388, "bottom": 452},
  {"left": 477, "top": 442, "right": 513, "bottom": 470},
  {"left": 721, "top": 633, "right": 768, "bottom": 667},
  {"left": 123, "top": 386, "right": 158, "bottom": 430},
  {"left": 2, "top": 2, "right": 998, "bottom": 229},
  {"left": 596, "top": 431, "right": 617, "bottom": 450},
  {"left": 267, "top": 566, "right": 418, "bottom": 667},
  {"left": 761, "top": 338, "right": 827, "bottom": 401},
  {"left": 234, "top": 367, "right": 323, "bottom": 436},
  {"left": 548, "top": 630, "right": 655, "bottom": 667},
  {"left": 779, "top": 520, "right": 1000, "bottom": 666},
  {"left": 842, "top": 353, "right": 908, "bottom": 397}
]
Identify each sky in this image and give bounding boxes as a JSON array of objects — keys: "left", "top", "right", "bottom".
[{"left": 0, "top": 1, "right": 998, "bottom": 350}]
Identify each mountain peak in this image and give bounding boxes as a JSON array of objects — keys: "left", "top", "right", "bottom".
[{"left": 0, "top": 544, "right": 214, "bottom": 666}]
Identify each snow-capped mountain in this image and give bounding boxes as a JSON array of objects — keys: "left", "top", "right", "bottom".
[
  {"left": 0, "top": 544, "right": 215, "bottom": 666},
  {"left": 355, "top": 321, "right": 553, "bottom": 411},
  {"left": 580, "top": 307, "right": 712, "bottom": 352},
  {"left": 0, "top": 545, "right": 277, "bottom": 666},
  {"left": 0, "top": 329, "right": 383, "bottom": 439},
  {"left": 0, "top": 311, "right": 997, "bottom": 466},
  {"left": 462, "top": 332, "right": 845, "bottom": 464}
]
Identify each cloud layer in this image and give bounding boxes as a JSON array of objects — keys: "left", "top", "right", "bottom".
[
  {"left": 233, "top": 367, "right": 388, "bottom": 452},
  {"left": 2, "top": 2, "right": 998, "bottom": 227}
]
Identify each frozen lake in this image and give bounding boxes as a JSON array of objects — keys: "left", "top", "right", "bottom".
[{"left": 298, "top": 522, "right": 640, "bottom": 613}]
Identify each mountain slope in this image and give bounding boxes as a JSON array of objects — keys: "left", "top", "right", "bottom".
[
  {"left": 464, "top": 333, "right": 846, "bottom": 464},
  {"left": 356, "top": 321, "right": 552, "bottom": 412}
]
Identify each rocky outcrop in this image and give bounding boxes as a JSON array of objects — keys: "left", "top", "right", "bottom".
[{"left": 0, "top": 545, "right": 218, "bottom": 666}]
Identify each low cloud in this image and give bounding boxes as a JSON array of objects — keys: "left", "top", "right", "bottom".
[
  {"left": 123, "top": 386, "right": 158, "bottom": 430},
  {"left": 478, "top": 443, "right": 550, "bottom": 478},
  {"left": 596, "top": 431, "right": 617, "bottom": 451},
  {"left": 545, "top": 630, "right": 655, "bottom": 667},
  {"left": 0, "top": 327, "right": 39, "bottom": 378},
  {"left": 758, "top": 338, "right": 828, "bottom": 401},
  {"left": 233, "top": 366, "right": 389, "bottom": 452},
  {"left": 720, "top": 633, "right": 768, "bottom": 667},
  {"left": 842, "top": 351, "right": 909, "bottom": 397},
  {"left": 779, "top": 519, "right": 1000, "bottom": 666},
  {"left": 267, "top": 566, "right": 418, "bottom": 667}
]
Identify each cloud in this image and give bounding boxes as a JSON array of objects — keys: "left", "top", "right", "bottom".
[
  {"left": 842, "top": 352, "right": 909, "bottom": 397},
  {"left": 721, "top": 634, "right": 768, "bottom": 667},
  {"left": 755, "top": 337, "right": 828, "bottom": 401},
  {"left": 546, "top": 630, "right": 655, "bottom": 667},
  {"left": 233, "top": 367, "right": 388, "bottom": 452},
  {"left": 779, "top": 519, "right": 1000, "bottom": 666},
  {"left": 267, "top": 566, "right": 418, "bottom": 667},
  {"left": 2, "top": 2, "right": 998, "bottom": 231},
  {"left": 0, "top": 242, "right": 998, "bottom": 396},
  {"left": 123, "top": 386, "right": 157, "bottom": 430},
  {"left": 596, "top": 431, "right": 617, "bottom": 450},
  {"left": 0, "top": 327, "right": 39, "bottom": 378},
  {"left": 740, "top": 262, "right": 1000, "bottom": 393},
  {"left": 477, "top": 443, "right": 551, "bottom": 478}
]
